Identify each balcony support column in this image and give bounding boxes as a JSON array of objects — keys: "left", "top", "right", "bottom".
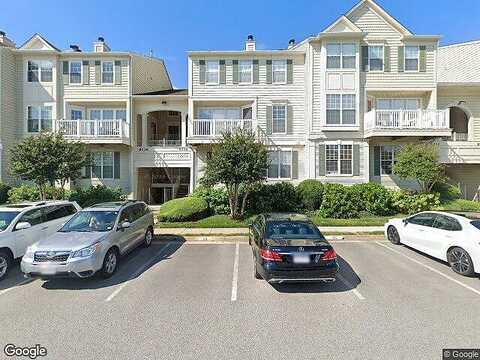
[
  {"left": 181, "top": 112, "right": 187, "bottom": 147},
  {"left": 142, "top": 113, "right": 148, "bottom": 148}
]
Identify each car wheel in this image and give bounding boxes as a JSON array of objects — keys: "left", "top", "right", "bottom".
[
  {"left": 447, "top": 247, "right": 475, "bottom": 276},
  {"left": 144, "top": 227, "right": 153, "bottom": 248},
  {"left": 0, "top": 250, "right": 12, "bottom": 281},
  {"left": 253, "top": 253, "right": 262, "bottom": 280},
  {"left": 387, "top": 226, "right": 401, "bottom": 245},
  {"left": 100, "top": 248, "right": 118, "bottom": 278}
]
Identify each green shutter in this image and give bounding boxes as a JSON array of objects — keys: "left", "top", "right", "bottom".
[
  {"left": 114, "top": 60, "right": 122, "bottom": 85},
  {"left": 353, "top": 144, "right": 360, "bottom": 176},
  {"left": 62, "top": 61, "right": 69, "bottom": 85},
  {"left": 232, "top": 60, "right": 239, "bottom": 84},
  {"left": 95, "top": 60, "right": 101, "bottom": 85},
  {"left": 373, "top": 146, "right": 381, "bottom": 176},
  {"left": 361, "top": 46, "right": 369, "bottom": 71},
  {"left": 287, "top": 105, "right": 293, "bottom": 134},
  {"left": 291, "top": 151, "right": 298, "bottom": 179},
  {"left": 266, "top": 60, "right": 272, "bottom": 84},
  {"left": 318, "top": 144, "right": 326, "bottom": 177},
  {"left": 199, "top": 60, "right": 206, "bottom": 84},
  {"left": 286, "top": 59, "right": 293, "bottom": 84},
  {"left": 384, "top": 46, "right": 390, "bottom": 72},
  {"left": 419, "top": 45, "right": 427, "bottom": 72},
  {"left": 253, "top": 59, "right": 259, "bottom": 84},
  {"left": 113, "top": 152, "right": 120, "bottom": 179},
  {"left": 82, "top": 61, "right": 89, "bottom": 85},
  {"left": 398, "top": 46, "right": 404, "bottom": 72},
  {"left": 266, "top": 105, "right": 272, "bottom": 135},
  {"left": 219, "top": 60, "right": 226, "bottom": 84}
]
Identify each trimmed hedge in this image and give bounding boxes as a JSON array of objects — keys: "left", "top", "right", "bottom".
[
  {"left": 69, "top": 185, "right": 127, "bottom": 208},
  {"left": 247, "top": 182, "right": 299, "bottom": 214},
  {"left": 392, "top": 191, "right": 440, "bottom": 214},
  {"left": 191, "top": 185, "right": 229, "bottom": 215},
  {"left": 350, "top": 183, "right": 395, "bottom": 216},
  {"left": 296, "top": 180, "right": 323, "bottom": 211},
  {"left": 317, "top": 183, "right": 362, "bottom": 219},
  {"left": 7, "top": 184, "right": 70, "bottom": 203},
  {"left": 158, "top": 197, "right": 209, "bottom": 222}
]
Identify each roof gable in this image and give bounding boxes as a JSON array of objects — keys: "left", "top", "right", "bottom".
[
  {"left": 323, "top": 15, "right": 363, "bottom": 34},
  {"left": 19, "top": 34, "right": 60, "bottom": 51}
]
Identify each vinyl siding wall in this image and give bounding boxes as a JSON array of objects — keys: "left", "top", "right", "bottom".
[{"left": 131, "top": 55, "right": 171, "bottom": 95}]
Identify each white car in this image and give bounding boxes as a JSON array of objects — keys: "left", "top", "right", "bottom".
[
  {"left": 385, "top": 211, "right": 480, "bottom": 276},
  {"left": 0, "top": 201, "right": 81, "bottom": 280}
]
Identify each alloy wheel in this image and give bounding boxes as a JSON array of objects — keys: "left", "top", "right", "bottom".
[
  {"left": 0, "top": 256, "right": 8, "bottom": 278},
  {"left": 145, "top": 230, "right": 153, "bottom": 246},
  {"left": 387, "top": 226, "right": 400, "bottom": 244},
  {"left": 449, "top": 248, "right": 471, "bottom": 274},
  {"left": 105, "top": 252, "right": 117, "bottom": 274}
]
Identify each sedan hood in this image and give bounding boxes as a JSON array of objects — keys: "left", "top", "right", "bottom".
[{"left": 32, "top": 231, "right": 107, "bottom": 252}]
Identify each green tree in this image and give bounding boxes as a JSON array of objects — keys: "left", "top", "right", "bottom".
[
  {"left": 10, "top": 132, "right": 91, "bottom": 200},
  {"left": 393, "top": 143, "right": 445, "bottom": 193},
  {"left": 202, "top": 129, "right": 268, "bottom": 219}
]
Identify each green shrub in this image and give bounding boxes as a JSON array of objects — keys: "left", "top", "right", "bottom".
[
  {"left": 69, "top": 185, "right": 126, "bottom": 208},
  {"left": 317, "top": 183, "right": 362, "bottom": 219},
  {"left": 350, "top": 183, "right": 395, "bottom": 216},
  {"left": 392, "top": 190, "right": 440, "bottom": 214},
  {"left": 437, "top": 199, "right": 480, "bottom": 212},
  {"left": 247, "top": 182, "right": 299, "bottom": 214},
  {"left": 0, "top": 183, "right": 11, "bottom": 204},
  {"left": 432, "top": 182, "right": 462, "bottom": 202},
  {"left": 8, "top": 184, "right": 41, "bottom": 202},
  {"left": 296, "top": 180, "right": 323, "bottom": 211},
  {"left": 157, "top": 197, "right": 209, "bottom": 222},
  {"left": 191, "top": 185, "right": 229, "bottom": 215}
]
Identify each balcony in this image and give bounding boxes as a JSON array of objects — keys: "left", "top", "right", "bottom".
[
  {"left": 54, "top": 119, "right": 129, "bottom": 144},
  {"left": 364, "top": 109, "right": 452, "bottom": 138},
  {"left": 190, "top": 119, "right": 254, "bottom": 142},
  {"left": 133, "top": 146, "right": 192, "bottom": 168}
]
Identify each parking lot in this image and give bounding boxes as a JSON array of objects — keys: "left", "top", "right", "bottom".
[{"left": 1, "top": 237, "right": 480, "bottom": 360}]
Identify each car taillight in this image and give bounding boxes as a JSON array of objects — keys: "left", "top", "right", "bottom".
[
  {"left": 322, "top": 248, "right": 337, "bottom": 261},
  {"left": 260, "top": 249, "right": 283, "bottom": 262}
]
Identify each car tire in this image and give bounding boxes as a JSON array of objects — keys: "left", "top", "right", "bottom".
[
  {"left": 387, "top": 226, "right": 401, "bottom": 245},
  {"left": 447, "top": 247, "right": 475, "bottom": 276},
  {"left": 100, "top": 248, "right": 118, "bottom": 279},
  {"left": 144, "top": 227, "right": 153, "bottom": 248},
  {"left": 253, "top": 254, "right": 262, "bottom": 280},
  {"left": 0, "top": 250, "right": 12, "bottom": 281}
]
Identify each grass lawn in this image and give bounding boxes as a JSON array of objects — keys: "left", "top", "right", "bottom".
[{"left": 435, "top": 199, "right": 480, "bottom": 212}]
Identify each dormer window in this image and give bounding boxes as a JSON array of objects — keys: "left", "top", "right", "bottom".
[
  {"left": 27, "top": 60, "right": 53, "bottom": 82},
  {"left": 206, "top": 60, "right": 220, "bottom": 84},
  {"left": 69, "top": 61, "right": 82, "bottom": 84},
  {"left": 102, "top": 61, "right": 114, "bottom": 84}
]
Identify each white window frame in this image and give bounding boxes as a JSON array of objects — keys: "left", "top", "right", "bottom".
[
  {"left": 239, "top": 60, "right": 253, "bottom": 84},
  {"left": 376, "top": 98, "right": 421, "bottom": 110},
  {"left": 69, "top": 60, "right": 82, "bottom": 84},
  {"left": 272, "top": 103, "right": 287, "bottom": 134},
  {"left": 92, "top": 151, "right": 114, "bottom": 180},
  {"left": 101, "top": 60, "right": 114, "bottom": 84},
  {"left": 197, "top": 107, "right": 242, "bottom": 120},
  {"left": 272, "top": 59, "right": 287, "bottom": 84},
  {"left": 326, "top": 43, "right": 356, "bottom": 70},
  {"left": 205, "top": 60, "right": 220, "bottom": 85},
  {"left": 26, "top": 105, "right": 52, "bottom": 133},
  {"left": 267, "top": 149, "right": 292, "bottom": 180},
  {"left": 379, "top": 145, "right": 400, "bottom": 176},
  {"left": 404, "top": 45, "right": 420, "bottom": 72},
  {"left": 326, "top": 94, "right": 356, "bottom": 126},
  {"left": 324, "top": 143, "right": 353, "bottom": 176},
  {"left": 27, "top": 60, "right": 53, "bottom": 83},
  {"left": 89, "top": 108, "right": 126, "bottom": 121},
  {"left": 368, "top": 45, "right": 384, "bottom": 72}
]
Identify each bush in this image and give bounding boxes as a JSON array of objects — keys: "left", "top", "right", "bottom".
[
  {"left": 317, "top": 183, "right": 362, "bottom": 219},
  {"left": 157, "top": 197, "right": 209, "bottom": 222},
  {"left": 296, "top": 180, "right": 323, "bottom": 211},
  {"left": 437, "top": 199, "right": 480, "bottom": 212},
  {"left": 392, "top": 190, "right": 440, "bottom": 214},
  {"left": 8, "top": 184, "right": 41, "bottom": 203},
  {"left": 69, "top": 185, "right": 126, "bottom": 208},
  {"left": 247, "top": 182, "right": 299, "bottom": 214},
  {"left": 191, "top": 186, "right": 229, "bottom": 215},
  {"left": 0, "top": 183, "right": 11, "bottom": 204},
  {"left": 350, "top": 183, "right": 395, "bottom": 216},
  {"left": 433, "top": 182, "right": 462, "bottom": 202}
]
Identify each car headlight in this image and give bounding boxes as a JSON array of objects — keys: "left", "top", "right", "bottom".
[
  {"left": 24, "top": 246, "right": 35, "bottom": 258},
  {"left": 72, "top": 243, "right": 102, "bottom": 258}
]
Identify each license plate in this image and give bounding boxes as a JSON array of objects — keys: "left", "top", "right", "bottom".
[
  {"left": 38, "top": 266, "right": 56, "bottom": 275},
  {"left": 293, "top": 254, "right": 310, "bottom": 264}
]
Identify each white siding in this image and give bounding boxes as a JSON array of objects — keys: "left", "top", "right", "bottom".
[
  {"left": 438, "top": 41, "right": 480, "bottom": 83},
  {"left": 131, "top": 55, "right": 171, "bottom": 94}
]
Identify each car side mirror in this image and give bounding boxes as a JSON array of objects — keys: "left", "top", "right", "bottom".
[
  {"left": 402, "top": 219, "right": 409, "bottom": 226},
  {"left": 119, "top": 221, "right": 131, "bottom": 230},
  {"left": 16, "top": 222, "right": 32, "bottom": 230}
]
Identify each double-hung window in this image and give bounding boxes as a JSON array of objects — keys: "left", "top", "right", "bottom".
[
  {"left": 326, "top": 94, "right": 356, "bottom": 125},
  {"left": 267, "top": 150, "right": 292, "bottom": 179},
  {"left": 327, "top": 43, "right": 356, "bottom": 69},
  {"left": 368, "top": 45, "right": 384, "bottom": 71},
  {"left": 27, "top": 105, "right": 52, "bottom": 132},
  {"left": 272, "top": 60, "right": 287, "bottom": 84},
  {"left": 206, "top": 60, "right": 219, "bottom": 84},
  {"left": 380, "top": 146, "right": 400, "bottom": 175},
  {"left": 69, "top": 61, "right": 82, "bottom": 84},
  {"left": 27, "top": 61, "right": 53, "bottom": 82},
  {"left": 102, "top": 61, "right": 114, "bottom": 84},
  {"left": 239, "top": 60, "right": 253, "bottom": 84},
  {"left": 325, "top": 144, "right": 353, "bottom": 175},
  {"left": 405, "top": 46, "right": 419, "bottom": 71},
  {"left": 272, "top": 104, "right": 286, "bottom": 133},
  {"left": 92, "top": 152, "right": 114, "bottom": 179}
]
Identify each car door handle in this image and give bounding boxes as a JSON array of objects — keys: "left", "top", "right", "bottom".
[{"left": 41, "top": 226, "right": 49, "bottom": 230}]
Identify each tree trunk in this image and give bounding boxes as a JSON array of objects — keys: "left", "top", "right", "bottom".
[{"left": 240, "top": 188, "right": 250, "bottom": 217}]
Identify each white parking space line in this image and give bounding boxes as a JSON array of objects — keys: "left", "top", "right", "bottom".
[
  {"left": 375, "top": 241, "right": 480, "bottom": 297},
  {"left": 0, "top": 278, "right": 36, "bottom": 297},
  {"left": 336, "top": 273, "right": 365, "bottom": 300},
  {"left": 231, "top": 242, "right": 240, "bottom": 302},
  {"left": 105, "top": 243, "right": 172, "bottom": 302}
]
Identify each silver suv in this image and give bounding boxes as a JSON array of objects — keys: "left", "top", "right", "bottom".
[{"left": 21, "top": 201, "right": 154, "bottom": 279}]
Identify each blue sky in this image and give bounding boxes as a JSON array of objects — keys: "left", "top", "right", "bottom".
[{"left": 1, "top": 0, "right": 479, "bottom": 88}]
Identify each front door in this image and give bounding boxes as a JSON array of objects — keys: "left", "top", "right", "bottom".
[{"left": 151, "top": 186, "right": 174, "bottom": 205}]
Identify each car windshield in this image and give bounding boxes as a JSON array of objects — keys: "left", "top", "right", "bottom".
[
  {"left": 59, "top": 211, "right": 118, "bottom": 233},
  {"left": 0, "top": 211, "right": 20, "bottom": 231},
  {"left": 266, "top": 221, "right": 324, "bottom": 240},
  {"left": 470, "top": 220, "right": 480, "bottom": 230}
]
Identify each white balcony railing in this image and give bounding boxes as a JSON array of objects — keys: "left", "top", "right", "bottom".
[
  {"left": 192, "top": 119, "right": 253, "bottom": 136},
  {"left": 148, "top": 138, "right": 182, "bottom": 147},
  {"left": 364, "top": 109, "right": 450, "bottom": 131},
  {"left": 55, "top": 119, "right": 127, "bottom": 138}
]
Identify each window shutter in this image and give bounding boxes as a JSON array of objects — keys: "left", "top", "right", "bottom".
[
  {"left": 82, "top": 61, "right": 89, "bottom": 85},
  {"left": 287, "top": 105, "right": 293, "bottom": 134},
  {"left": 199, "top": 60, "right": 206, "bottom": 84},
  {"left": 113, "top": 152, "right": 120, "bottom": 179},
  {"left": 384, "top": 46, "right": 390, "bottom": 72},
  {"left": 318, "top": 144, "right": 326, "bottom": 177},
  {"left": 398, "top": 46, "right": 404, "bottom": 72},
  {"left": 286, "top": 59, "right": 293, "bottom": 84},
  {"left": 266, "top": 105, "right": 273, "bottom": 135},
  {"left": 62, "top": 61, "right": 69, "bottom": 85},
  {"left": 361, "top": 46, "right": 369, "bottom": 71},
  {"left": 219, "top": 60, "right": 226, "bottom": 84},
  {"left": 373, "top": 146, "right": 381, "bottom": 176},
  {"left": 291, "top": 150, "right": 298, "bottom": 179},
  {"left": 95, "top": 60, "right": 101, "bottom": 85},
  {"left": 419, "top": 45, "right": 427, "bottom": 72},
  {"left": 232, "top": 60, "right": 239, "bottom": 84},
  {"left": 253, "top": 59, "right": 259, "bottom": 84},
  {"left": 266, "top": 60, "right": 272, "bottom": 84},
  {"left": 353, "top": 144, "right": 360, "bottom": 176},
  {"left": 114, "top": 60, "right": 122, "bottom": 85}
]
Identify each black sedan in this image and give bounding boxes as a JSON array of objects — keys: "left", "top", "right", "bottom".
[{"left": 249, "top": 213, "right": 338, "bottom": 284}]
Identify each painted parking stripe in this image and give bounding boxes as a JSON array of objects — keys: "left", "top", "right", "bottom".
[
  {"left": 336, "top": 273, "right": 365, "bottom": 300},
  {"left": 231, "top": 242, "right": 240, "bottom": 302},
  {"left": 0, "top": 278, "right": 36, "bottom": 297},
  {"left": 375, "top": 241, "right": 480, "bottom": 297}
]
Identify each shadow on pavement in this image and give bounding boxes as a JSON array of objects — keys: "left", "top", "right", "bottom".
[{"left": 0, "top": 260, "right": 31, "bottom": 291}]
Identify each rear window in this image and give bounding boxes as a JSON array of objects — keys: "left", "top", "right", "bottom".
[
  {"left": 471, "top": 220, "right": 480, "bottom": 230},
  {"left": 266, "top": 221, "right": 324, "bottom": 240}
]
